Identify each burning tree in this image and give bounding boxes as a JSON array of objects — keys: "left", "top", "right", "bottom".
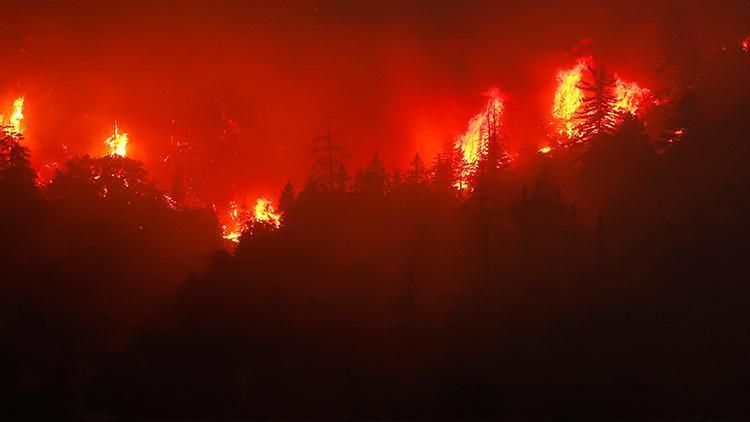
[
  {"left": 551, "top": 59, "right": 650, "bottom": 147},
  {"left": 105, "top": 122, "right": 129, "bottom": 158},
  {"left": 0, "top": 97, "right": 25, "bottom": 137},
  {"left": 574, "top": 64, "right": 622, "bottom": 141},
  {"left": 221, "top": 197, "right": 283, "bottom": 243},
  {"left": 469, "top": 94, "right": 510, "bottom": 191},
  {"left": 454, "top": 89, "right": 508, "bottom": 189}
]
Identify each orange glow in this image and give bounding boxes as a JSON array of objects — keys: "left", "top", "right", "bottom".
[
  {"left": 104, "top": 121, "right": 129, "bottom": 157},
  {"left": 1, "top": 97, "right": 25, "bottom": 135},
  {"left": 664, "top": 127, "right": 686, "bottom": 144},
  {"left": 454, "top": 88, "right": 504, "bottom": 185},
  {"left": 253, "top": 198, "right": 282, "bottom": 228},
  {"left": 614, "top": 80, "right": 650, "bottom": 115},
  {"left": 538, "top": 146, "right": 552, "bottom": 154},
  {"left": 743, "top": 35, "right": 750, "bottom": 52}
]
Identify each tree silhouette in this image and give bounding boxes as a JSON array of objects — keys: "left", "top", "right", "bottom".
[
  {"left": 1, "top": 134, "right": 37, "bottom": 189},
  {"left": 310, "top": 124, "right": 348, "bottom": 192},
  {"left": 470, "top": 99, "right": 509, "bottom": 194},
  {"left": 0, "top": 134, "right": 42, "bottom": 256},
  {"left": 431, "top": 146, "right": 465, "bottom": 192},
  {"left": 406, "top": 153, "right": 427, "bottom": 185},
  {"left": 355, "top": 153, "right": 389, "bottom": 195},
  {"left": 575, "top": 64, "right": 621, "bottom": 141},
  {"left": 278, "top": 180, "right": 297, "bottom": 213},
  {"left": 47, "top": 155, "right": 162, "bottom": 204}
]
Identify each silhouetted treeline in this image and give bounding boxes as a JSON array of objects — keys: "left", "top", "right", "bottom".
[{"left": 2, "top": 52, "right": 750, "bottom": 420}]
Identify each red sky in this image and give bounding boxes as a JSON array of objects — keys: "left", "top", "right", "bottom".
[{"left": 1, "top": 0, "right": 748, "bottom": 202}]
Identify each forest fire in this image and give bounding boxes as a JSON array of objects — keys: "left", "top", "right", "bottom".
[
  {"left": 551, "top": 58, "right": 651, "bottom": 142},
  {"left": 0, "top": 97, "right": 25, "bottom": 136},
  {"left": 552, "top": 58, "right": 588, "bottom": 138},
  {"left": 614, "top": 80, "right": 650, "bottom": 114},
  {"left": 104, "top": 121, "right": 129, "bottom": 157},
  {"left": 253, "top": 198, "right": 282, "bottom": 228},
  {"left": 222, "top": 201, "right": 247, "bottom": 243},
  {"left": 454, "top": 88, "right": 505, "bottom": 185},
  {"left": 5, "top": 3, "right": 750, "bottom": 419},
  {"left": 221, "top": 198, "right": 282, "bottom": 243}
]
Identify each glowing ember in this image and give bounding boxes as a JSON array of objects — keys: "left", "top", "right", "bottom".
[
  {"left": 743, "top": 35, "right": 750, "bottom": 52},
  {"left": 253, "top": 198, "right": 282, "bottom": 228},
  {"left": 614, "top": 80, "right": 650, "bottom": 115},
  {"left": 664, "top": 127, "right": 686, "bottom": 144},
  {"left": 105, "top": 121, "right": 129, "bottom": 157},
  {"left": 1, "top": 97, "right": 25, "bottom": 135},
  {"left": 454, "top": 88, "right": 505, "bottom": 184},
  {"left": 222, "top": 201, "right": 246, "bottom": 242},
  {"left": 538, "top": 146, "right": 552, "bottom": 154}
]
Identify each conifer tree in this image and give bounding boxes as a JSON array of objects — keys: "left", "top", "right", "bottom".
[{"left": 574, "top": 64, "right": 621, "bottom": 141}]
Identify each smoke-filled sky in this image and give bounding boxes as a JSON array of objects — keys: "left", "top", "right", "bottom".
[{"left": 1, "top": 0, "right": 748, "bottom": 200}]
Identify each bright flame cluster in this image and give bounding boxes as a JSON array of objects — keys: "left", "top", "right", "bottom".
[
  {"left": 614, "top": 80, "right": 650, "bottom": 114},
  {"left": 552, "top": 58, "right": 588, "bottom": 137},
  {"left": 551, "top": 58, "right": 651, "bottom": 142},
  {"left": 456, "top": 88, "right": 504, "bottom": 168},
  {"left": 222, "top": 201, "right": 246, "bottom": 243},
  {"left": 253, "top": 198, "right": 282, "bottom": 228},
  {"left": 105, "top": 121, "right": 129, "bottom": 157},
  {"left": 1, "top": 97, "right": 25, "bottom": 135},
  {"left": 222, "top": 198, "right": 283, "bottom": 242},
  {"left": 743, "top": 35, "right": 750, "bottom": 53}
]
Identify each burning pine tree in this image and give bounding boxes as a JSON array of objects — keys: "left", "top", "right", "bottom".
[
  {"left": 454, "top": 88, "right": 510, "bottom": 190},
  {"left": 552, "top": 58, "right": 651, "bottom": 146},
  {"left": 574, "top": 64, "right": 622, "bottom": 141}
]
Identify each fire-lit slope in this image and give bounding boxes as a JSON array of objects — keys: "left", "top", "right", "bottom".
[{"left": 550, "top": 57, "right": 651, "bottom": 144}]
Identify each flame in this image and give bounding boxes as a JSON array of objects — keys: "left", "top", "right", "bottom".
[
  {"left": 1, "top": 97, "right": 25, "bottom": 135},
  {"left": 551, "top": 58, "right": 650, "bottom": 140},
  {"left": 222, "top": 201, "right": 245, "bottom": 242},
  {"left": 552, "top": 58, "right": 587, "bottom": 138},
  {"left": 253, "top": 198, "right": 282, "bottom": 228},
  {"left": 538, "top": 146, "right": 552, "bottom": 154},
  {"left": 614, "top": 80, "right": 650, "bottom": 115},
  {"left": 105, "top": 121, "right": 129, "bottom": 157},
  {"left": 743, "top": 35, "right": 750, "bottom": 52},
  {"left": 221, "top": 198, "right": 282, "bottom": 243},
  {"left": 454, "top": 88, "right": 505, "bottom": 185}
]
